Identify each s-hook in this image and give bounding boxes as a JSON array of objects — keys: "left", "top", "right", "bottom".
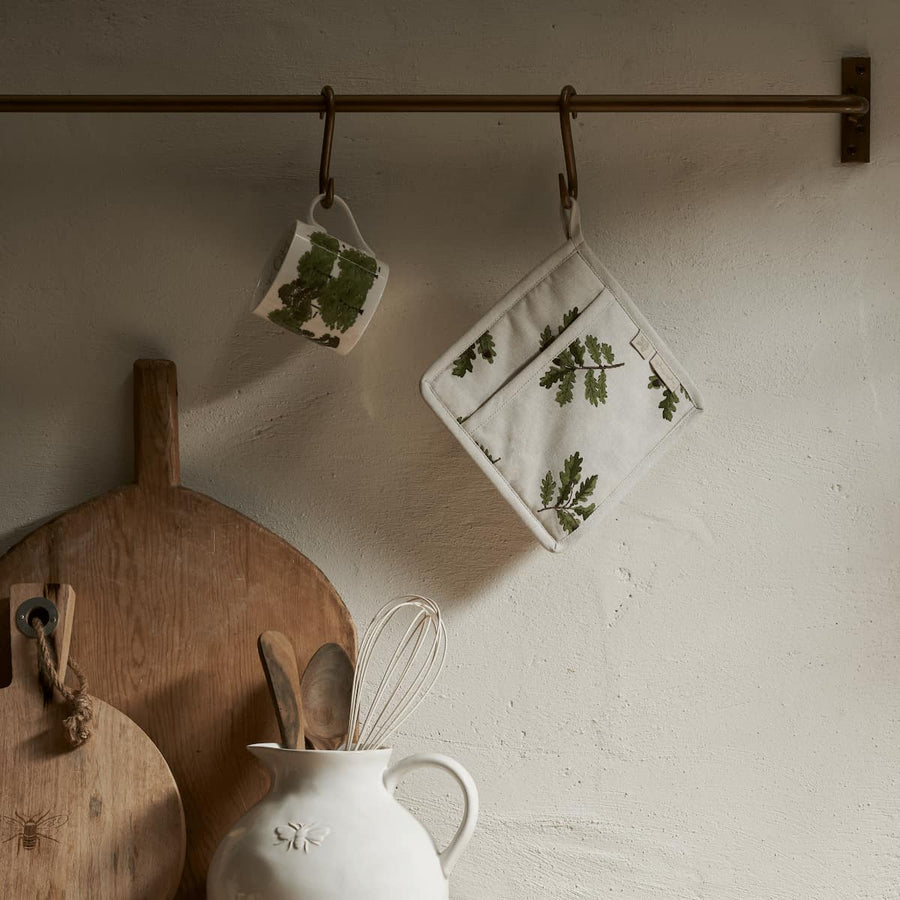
[
  {"left": 319, "top": 85, "right": 336, "bottom": 208},
  {"left": 558, "top": 84, "right": 578, "bottom": 209}
]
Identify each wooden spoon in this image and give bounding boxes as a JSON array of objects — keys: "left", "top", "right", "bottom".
[
  {"left": 257, "top": 631, "right": 304, "bottom": 749},
  {"left": 300, "top": 642, "right": 355, "bottom": 750}
]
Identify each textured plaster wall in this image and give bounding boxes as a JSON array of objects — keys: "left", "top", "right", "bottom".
[{"left": 1, "top": 2, "right": 899, "bottom": 897}]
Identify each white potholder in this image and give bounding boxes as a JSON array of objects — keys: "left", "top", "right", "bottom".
[{"left": 420, "top": 201, "right": 705, "bottom": 552}]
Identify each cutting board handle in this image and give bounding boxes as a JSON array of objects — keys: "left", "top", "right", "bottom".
[
  {"left": 8, "top": 583, "right": 75, "bottom": 688},
  {"left": 134, "top": 360, "right": 181, "bottom": 489}
]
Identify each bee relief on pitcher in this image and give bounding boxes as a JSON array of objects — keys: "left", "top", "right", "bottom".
[{"left": 274, "top": 820, "right": 331, "bottom": 854}]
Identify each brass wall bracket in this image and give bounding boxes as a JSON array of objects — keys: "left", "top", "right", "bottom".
[{"left": 841, "top": 57, "right": 871, "bottom": 163}]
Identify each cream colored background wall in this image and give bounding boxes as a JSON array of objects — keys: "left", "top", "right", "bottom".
[{"left": 1, "top": 2, "right": 898, "bottom": 897}]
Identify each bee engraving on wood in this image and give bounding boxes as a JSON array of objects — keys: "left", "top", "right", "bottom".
[{"left": 3, "top": 811, "right": 68, "bottom": 854}]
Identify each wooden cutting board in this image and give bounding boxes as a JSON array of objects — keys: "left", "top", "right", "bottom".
[
  {"left": 1, "top": 583, "right": 186, "bottom": 899},
  {"left": 0, "top": 360, "right": 356, "bottom": 897}
]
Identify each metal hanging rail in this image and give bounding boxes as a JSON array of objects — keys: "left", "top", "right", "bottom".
[
  {"left": 0, "top": 93, "right": 869, "bottom": 114},
  {"left": 0, "top": 57, "right": 871, "bottom": 162}
]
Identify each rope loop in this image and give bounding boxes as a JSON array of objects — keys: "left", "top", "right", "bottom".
[{"left": 31, "top": 616, "right": 94, "bottom": 748}]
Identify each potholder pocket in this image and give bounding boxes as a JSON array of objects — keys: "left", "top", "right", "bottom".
[{"left": 421, "top": 201, "right": 705, "bottom": 552}]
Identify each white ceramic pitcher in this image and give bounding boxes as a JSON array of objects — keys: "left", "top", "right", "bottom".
[{"left": 207, "top": 745, "right": 478, "bottom": 900}]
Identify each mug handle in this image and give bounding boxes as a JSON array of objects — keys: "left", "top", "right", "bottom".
[
  {"left": 384, "top": 753, "right": 479, "bottom": 878},
  {"left": 308, "top": 193, "right": 377, "bottom": 257}
]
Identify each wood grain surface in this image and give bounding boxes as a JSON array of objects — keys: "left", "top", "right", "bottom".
[
  {"left": 1, "top": 583, "right": 185, "bottom": 899},
  {"left": 0, "top": 361, "right": 356, "bottom": 897}
]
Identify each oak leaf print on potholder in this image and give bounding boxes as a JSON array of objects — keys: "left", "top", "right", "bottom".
[
  {"left": 647, "top": 374, "right": 692, "bottom": 421},
  {"left": 452, "top": 331, "right": 497, "bottom": 378},
  {"left": 540, "top": 333, "right": 623, "bottom": 408},
  {"left": 538, "top": 451, "right": 598, "bottom": 534}
]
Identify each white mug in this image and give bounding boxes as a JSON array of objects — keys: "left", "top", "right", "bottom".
[{"left": 253, "top": 194, "right": 389, "bottom": 354}]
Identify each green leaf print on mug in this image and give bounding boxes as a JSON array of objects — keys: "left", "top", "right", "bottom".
[
  {"left": 268, "top": 232, "right": 378, "bottom": 335},
  {"left": 302, "top": 330, "right": 341, "bottom": 348},
  {"left": 538, "top": 452, "right": 598, "bottom": 534},
  {"left": 317, "top": 247, "right": 379, "bottom": 331},
  {"left": 267, "top": 312, "right": 341, "bottom": 348}
]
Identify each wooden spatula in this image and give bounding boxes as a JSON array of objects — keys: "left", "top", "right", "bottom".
[
  {"left": 257, "top": 631, "right": 304, "bottom": 749},
  {"left": 0, "top": 583, "right": 185, "bottom": 898}
]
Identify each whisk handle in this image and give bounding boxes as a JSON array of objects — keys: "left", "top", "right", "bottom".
[{"left": 384, "top": 753, "right": 479, "bottom": 878}]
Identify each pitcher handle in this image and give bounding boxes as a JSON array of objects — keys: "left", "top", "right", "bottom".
[{"left": 384, "top": 753, "right": 479, "bottom": 878}]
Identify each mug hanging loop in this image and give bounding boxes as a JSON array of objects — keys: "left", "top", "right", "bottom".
[
  {"left": 319, "top": 85, "right": 337, "bottom": 208},
  {"left": 557, "top": 84, "right": 578, "bottom": 210}
]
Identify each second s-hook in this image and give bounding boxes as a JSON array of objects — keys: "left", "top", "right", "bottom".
[
  {"left": 558, "top": 85, "right": 578, "bottom": 210},
  {"left": 319, "top": 85, "right": 336, "bottom": 208}
]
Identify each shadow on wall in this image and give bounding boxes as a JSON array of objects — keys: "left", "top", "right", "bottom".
[
  {"left": 0, "top": 327, "right": 536, "bottom": 615},
  {"left": 185, "top": 200, "right": 546, "bottom": 602},
  {"left": 0, "top": 368, "right": 132, "bottom": 553},
  {"left": 186, "top": 363, "right": 539, "bottom": 605},
  {"left": 189, "top": 290, "right": 539, "bottom": 601}
]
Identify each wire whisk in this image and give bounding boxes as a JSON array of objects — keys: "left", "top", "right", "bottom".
[{"left": 345, "top": 596, "right": 447, "bottom": 751}]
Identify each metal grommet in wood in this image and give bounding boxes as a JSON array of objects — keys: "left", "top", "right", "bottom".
[{"left": 15, "top": 596, "right": 58, "bottom": 638}]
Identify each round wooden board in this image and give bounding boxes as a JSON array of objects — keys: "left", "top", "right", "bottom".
[
  {"left": 0, "top": 361, "right": 356, "bottom": 897},
  {"left": 2, "top": 584, "right": 185, "bottom": 899}
]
